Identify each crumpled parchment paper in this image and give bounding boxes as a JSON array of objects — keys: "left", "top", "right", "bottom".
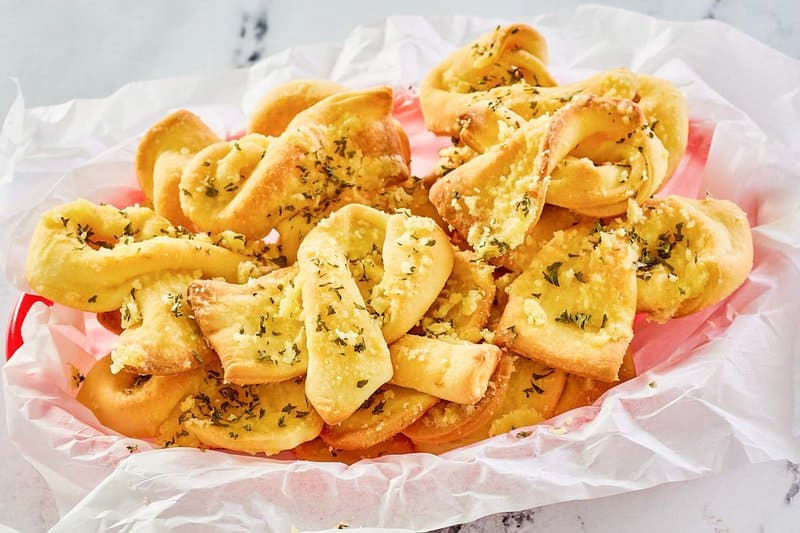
[{"left": 1, "top": 7, "right": 798, "bottom": 532}]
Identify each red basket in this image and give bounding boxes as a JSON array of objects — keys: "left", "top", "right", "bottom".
[{"left": 5, "top": 293, "right": 52, "bottom": 361}]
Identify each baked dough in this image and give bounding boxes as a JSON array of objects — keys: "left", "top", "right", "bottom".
[
  {"left": 135, "top": 110, "right": 220, "bottom": 228},
  {"left": 429, "top": 115, "right": 551, "bottom": 262},
  {"left": 26, "top": 200, "right": 277, "bottom": 375},
  {"left": 179, "top": 87, "right": 410, "bottom": 243},
  {"left": 621, "top": 196, "right": 753, "bottom": 319},
  {"left": 389, "top": 334, "right": 501, "bottom": 404},
  {"left": 541, "top": 95, "right": 669, "bottom": 217},
  {"left": 402, "top": 354, "right": 514, "bottom": 444},
  {"left": 418, "top": 249, "right": 496, "bottom": 342},
  {"left": 293, "top": 434, "right": 415, "bottom": 463},
  {"left": 297, "top": 204, "right": 452, "bottom": 424},
  {"left": 188, "top": 266, "right": 308, "bottom": 384},
  {"left": 158, "top": 368, "right": 323, "bottom": 455},
  {"left": 421, "top": 24, "right": 555, "bottom": 136},
  {"left": 25, "top": 200, "right": 259, "bottom": 312},
  {"left": 319, "top": 384, "right": 438, "bottom": 450},
  {"left": 496, "top": 224, "right": 637, "bottom": 382},
  {"left": 247, "top": 79, "right": 346, "bottom": 136},
  {"left": 77, "top": 354, "right": 204, "bottom": 438},
  {"left": 111, "top": 271, "right": 217, "bottom": 375},
  {"left": 457, "top": 69, "right": 639, "bottom": 153}
]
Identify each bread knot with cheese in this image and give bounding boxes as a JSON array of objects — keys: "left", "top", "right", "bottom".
[
  {"left": 496, "top": 223, "right": 638, "bottom": 382},
  {"left": 188, "top": 266, "right": 308, "bottom": 385},
  {"left": 297, "top": 204, "right": 453, "bottom": 424},
  {"left": 247, "top": 79, "right": 347, "bottom": 137},
  {"left": 538, "top": 94, "right": 670, "bottom": 217},
  {"left": 25, "top": 199, "right": 275, "bottom": 374},
  {"left": 456, "top": 69, "right": 640, "bottom": 154},
  {"left": 135, "top": 110, "right": 220, "bottom": 229},
  {"left": 179, "top": 87, "right": 411, "bottom": 259},
  {"left": 421, "top": 24, "right": 556, "bottom": 136},
  {"left": 619, "top": 196, "right": 753, "bottom": 320}
]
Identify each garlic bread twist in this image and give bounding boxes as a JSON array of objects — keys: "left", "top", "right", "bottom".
[
  {"left": 26, "top": 200, "right": 262, "bottom": 311},
  {"left": 188, "top": 266, "right": 308, "bottom": 385},
  {"left": 297, "top": 204, "right": 453, "bottom": 424},
  {"left": 158, "top": 366, "right": 323, "bottom": 455},
  {"left": 26, "top": 200, "right": 274, "bottom": 374},
  {"left": 421, "top": 24, "right": 556, "bottom": 136},
  {"left": 622, "top": 196, "right": 753, "bottom": 319},
  {"left": 135, "top": 110, "right": 220, "bottom": 229},
  {"left": 496, "top": 224, "right": 638, "bottom": 382},
  {"left": 247, "top": 79, "right": 346, "bottom": 137},
  {"left": 179, "top": 87, "right": 410, "bottom": 247}
]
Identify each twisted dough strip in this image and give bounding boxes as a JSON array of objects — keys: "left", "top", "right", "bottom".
[
  {"left": 297, "top": 204, "right": 453, "bottom": 424},
  {"left": 135, "top": 110, "right": 220, "bottom": 228},
  {"left": 429, "top": 114, "right": 551, "bottom": 262},
  {"left": 77, "top": 354, "right": 205, "bottom": 438},
  {"left": 622, "top": 196, "right": 753, "bottom": 319},
  {"left": 456, "top": 69, "right": 639, "bottom": 152},
  {"left": 432, "top": 94, "right": 669, "bottom": 260},
  {"left": 111, "top": 270, "right": 221, "bottom": 375},
  {"left": 421, "top": 24, "right": 556, "bottom": 136},
  {"left": 319, "top": 384, "right": 439, "bottom": 451},
  {"left": 179, "top": 87, "right": 410, "bottom": 241},
  {"left": 25, "top": 200, "right": 257, "bottom": 312},
  {"left": 157, "top": 366, "right": 324, "bottom": 455},
  {"left": 440, "top": 70, "right": 686, "bottom": 185},
  {"left": 247, "top": 79, "right": 346, "bottom": 136},
  {"left": 388, "top": 335, "right": 500, "bottom": 405},
  {"left": 496, "top": 223, "right": 638, "bottom": 382},
  {"left": 540, "top": 94, "right": 669, "bottom": 217},
  {"left": 188, "top": 266, "right": 308, "bottom": 385}
]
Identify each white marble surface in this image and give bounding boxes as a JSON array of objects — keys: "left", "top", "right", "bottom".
[{"left": 0, "top": 1, "right": 798, "bottom": 532}]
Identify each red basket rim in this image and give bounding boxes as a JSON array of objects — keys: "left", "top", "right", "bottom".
[{"left": 5, "top": 293, "right": 52, "bottom": 361}]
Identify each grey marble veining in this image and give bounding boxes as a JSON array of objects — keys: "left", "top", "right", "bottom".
[
  {"left": 233, "top": 6, "right": 269, "bottom": 68},
  {"left": 787, "top": 461, "right": 800, "bottom": 504},
  {"left": 0, "top": 1, "right": 798, "bottom": 531}
]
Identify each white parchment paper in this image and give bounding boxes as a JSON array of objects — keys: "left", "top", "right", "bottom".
[{"left": 1, "top": 7, "right": 798, "bottom": 532}]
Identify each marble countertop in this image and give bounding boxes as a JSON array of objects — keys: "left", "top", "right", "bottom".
[{"left": 0, "top": 1, "right": 798, "bottom": 531}]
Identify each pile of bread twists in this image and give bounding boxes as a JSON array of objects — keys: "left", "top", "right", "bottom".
[{"left": 25, "top": 24, "right": 752, "bottom": 462}]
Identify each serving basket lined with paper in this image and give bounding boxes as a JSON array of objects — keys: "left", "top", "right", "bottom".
[
  {"left": 19, "top": 23, "right": 752, "bottom": 459},
  {"left": 3, "top": 10, "right": 798, "bottom": 531}
]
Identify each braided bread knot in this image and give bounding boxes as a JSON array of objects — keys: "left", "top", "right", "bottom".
[
  {"left": 179, "top": 88, "right": 411, "bottom": 255},
  {"left": 421, "top": 24, "right": 556, "bottom": 136},
  {"left": 26, "top": 199, "right": 272, "bottom": 374}
]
